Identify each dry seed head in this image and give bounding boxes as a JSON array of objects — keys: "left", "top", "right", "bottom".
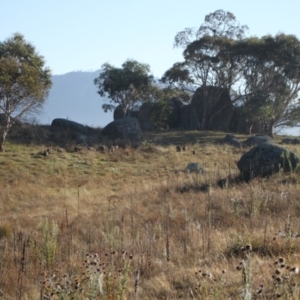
[
  {"left": 276, "top": 277, "right": 283, "bottom": 283},
  {"left": 290, "top": 267, "right": 299, "bottom": 274},
  {"left": 236, "top": 261, "right": 244, "bottom": 271},
  {"left": 278, "top": 257, "right": 285, "bottom": 264},
  {"left": 245, "top": 244, "right": 252, "bottom": 252},
  {"left": 256, "top": 284, "right": 263, "bottom": 294}
]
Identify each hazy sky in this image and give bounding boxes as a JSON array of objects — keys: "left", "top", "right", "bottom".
[{"left": 2, "top": 0, "right": 300, "bottom": 77}]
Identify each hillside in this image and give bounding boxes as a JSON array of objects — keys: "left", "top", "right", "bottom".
[
  {"left": 1, "top": 128, "right": 300, "bottom": 299},
  {"left": 38, "top": 70, "right": 114, "bottom": 127}
]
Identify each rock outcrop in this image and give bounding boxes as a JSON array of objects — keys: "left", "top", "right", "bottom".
[
  {"left": 102, "top": 117, "right": 142, "bottom": 140},
  {"left": 138, "top": 103, "right": 154, "bottom": 131},
  {"left": 51, "top": 118, "right": 89, "bottom": 134},
  {"left": 189, "top": 86, "right": 233, "bottom": 131},
  {"left": 113, "top": 105, "right": 139, "bottom": 120}
]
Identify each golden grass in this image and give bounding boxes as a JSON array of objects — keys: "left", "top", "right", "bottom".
[{"left": 1, "top": 129, "right": 300, "bottom": 299}]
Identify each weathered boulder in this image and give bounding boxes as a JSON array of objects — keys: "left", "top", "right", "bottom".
[
  {"left": 190, "top": 86, "right": 233, "bottom": 131},
  {"left": 186, "top": 163, "right": 205, "bottom": 174},
  {"left": 242, "top": 134, "right": 273, "bottom": 147},
  {"left": 51, "top": 118, "right": 89, "bottom": 134},
  {"left": 102, "top": 117, "right": 142, "bottom": 140},
  {"left": 281, "top": 138, "right": 300, "bottom": 145},
  {"left": 74, "top": 133, "right": 98, "bottom": 146},
  {"left": 113, "top": 105, "right": 139, "bottom": 120},
  {"left": 237, "top": 143, "right": 299, "bottom": 181},
  {"left": 138, "top": 103, "right": 154, "bottom": 131},
  {"left": 166, "top": 98, "right": 185, "bottom": 128},
  {"left": 219, "top": 134, "right": 241, "bottom": 148}
]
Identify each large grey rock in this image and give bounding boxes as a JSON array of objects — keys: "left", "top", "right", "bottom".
[
  {"left": 51, "top": 118, "right": 89, "bottom": 134},
  {"left": 102, "top": 117, "right": 142, "bottom": 140},
  {"left": 186, "top": 163, "right": 205, "bottom": 174},
  {"left": 113, "top": 105, "right": 139, "bottom": 120},
  {"left": 242, "top": 134, "right": 273, "bottom": 147},
  {"left": 190, "top": 86, "right": 233, "bottom": 130},
  {"left": 138, "top": 103, "right": 154, "bottom": 131},
  {"left": 237, "top": 142, "right": 299, "bottom": 181},
  {"left": 166, "top": 97, "right": 185, "bottom": 128}
]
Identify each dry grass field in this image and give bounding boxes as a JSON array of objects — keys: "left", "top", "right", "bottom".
[{"left": 1, "top": 125, "right": 300, "bottom": 299}]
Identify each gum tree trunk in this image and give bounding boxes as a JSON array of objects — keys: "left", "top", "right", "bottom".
[
  {"left": 0, "top": 116, "right": 12, "bottom": 152},
  {"left": 0, "top": 129, "right": 8, "bottom": 152}
]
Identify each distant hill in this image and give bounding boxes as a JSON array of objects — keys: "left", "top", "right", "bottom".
[{"left": 37, "top": 70, "right": 113, "bottom": 128}]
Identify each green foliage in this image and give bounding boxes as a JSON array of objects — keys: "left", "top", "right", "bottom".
[
  {"left": 150, "top": 99, "right": 173, "bottom": 130},
  {"left": 32, "top": 218, "right": 58, "bottom": 269},
  {"left": 0, "top": 224, "right": 10, "bottom": 240},
  {"left": 163, "top": 10, "right": 300, "bottom": 136},
  {"left": 235, "top": 34, "right": 300, "bottom": 135},
  {"left": 94, "top": 59, "right": 154, "bottom": 116},
  {"left": 0, "top": 33, "right": 52, "bottom": 151}
]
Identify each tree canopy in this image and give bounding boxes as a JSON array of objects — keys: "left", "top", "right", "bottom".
[
  {"left": 94, "top": 59, "right": 154, "bottom": 116},
  {"left": 161, "top": 10, "right": 300, "bottom": 135},
  {"left": 0, "top": 33, "right": 52, "bottom": 151},
  {"left": 231, "top": 34, "right": 300, "bottom": 136}
]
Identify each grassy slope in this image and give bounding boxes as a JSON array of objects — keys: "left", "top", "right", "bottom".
[{"left": 1, "top": 127, "right": 300, "bottom": 299}]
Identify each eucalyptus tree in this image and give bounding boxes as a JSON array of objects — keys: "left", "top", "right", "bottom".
[
  {"left": 0, "top": 33, "right": 52, "bottom": 151},
  {"left": 233, "top": 34, "right": 300, "bottom": 136},
  {"left": 94, "top": 59, "right": 154, "bottom": 117},
  {"left": 162, "top": 10, "right": 248, "bottom": 129}
]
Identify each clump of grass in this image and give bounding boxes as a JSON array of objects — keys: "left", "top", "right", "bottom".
[
  {"left": 32, "top": 218, "right": 58, "bottom": 270},
  {"left": 0, "top": 224, "right": 10, "bottom": 240}
]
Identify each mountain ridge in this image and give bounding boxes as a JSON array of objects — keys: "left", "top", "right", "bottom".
[{"left": 37, "top": 70, "right": 113, "bottom": 127}]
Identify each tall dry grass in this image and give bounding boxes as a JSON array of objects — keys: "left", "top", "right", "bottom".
[{"left": 0, "top": 128, "right": 300, "bottom": 299}]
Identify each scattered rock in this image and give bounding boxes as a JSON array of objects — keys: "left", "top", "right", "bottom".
[
  {"left": 281, "top": 138, "right": 300, "bottom": 145},
  {"left": 186, "top": 163, "right": 205, "bottom": 174},
  {"left": 74, "top": 146, "right": 82, "bottom": 152},
  {"left": 46, "top": 148, "right": 53, "bottom": 154},
  {"left": 219, "top": 134, "right": 241, "bottom": 147},
  {"left": 109, "top": 145, "right": 116, "bottom": 153},
  {"left": 98, "top": 145, "right": 108, "bottom": 152},
  {"left": 237, "top": 142, "right": 299, "bottom": 181},
  {"left": 51, "top": 118, "right": 89, "bottom": 134}
]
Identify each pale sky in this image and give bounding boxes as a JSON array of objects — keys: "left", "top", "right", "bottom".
[
  {"left": 2, "top": 0, "right": 300, "bottom": 78},
  {"left": 2, "top": 0, "right": 300, "bottom": 134}
]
